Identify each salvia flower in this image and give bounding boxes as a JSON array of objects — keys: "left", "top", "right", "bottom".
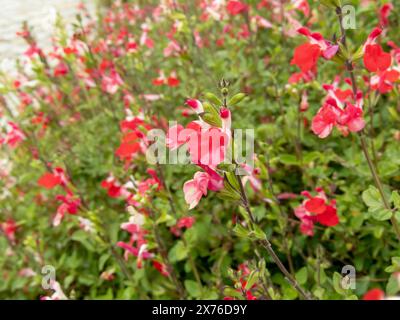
[{"left": 294, "top": 188, "right": 339, "bottom": 236}]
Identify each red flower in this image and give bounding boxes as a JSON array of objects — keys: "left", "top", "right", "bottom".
[
  {"left": 291, "top": 43, "right": 320, "bottom": 73},
  {"left": 371, "top": 69, "right": 400, "bottom": 94},
  {"left": 153, "top": 261, "right": 170, "bottom": 277},
  {"left": 226, "top": 1, "right": 248, "bottom": 15},
  {"left": 291, "top": 27, "right": 339, "bottom": 73},
  {"left": 167, "top": 76, "right": 180, "bottom": 87},
  {"left": 1, "top": 219, "right": 18, "bottom": 243},
  {"left": 294, "top": 188, "right": 339, "bottom": 236},
  {"left": 364, "top": 44, "right": 391, "bottom": 72},
  {"left": 379, "top": 3, "right": 393, "bottom": 28},
  {"left": 38, "top": 173, "right": 62, "bottom": 189},
  {"left": 177, "top": 216, "right": 195, "bottom": 229},
  {"left": 363, "top": 288, "right": 385, "bottom": 300}
]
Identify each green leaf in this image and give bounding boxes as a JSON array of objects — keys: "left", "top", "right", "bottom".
[
  {"left": 217, "top": 163, "right": 236, "bottom": 172},
  {"left": 279, "top": 154, "right": 299, "bottom": 165},
  {"left": 386, "top": 274, "right": 400, "bottom": 296},
  {"left": 391, "top": 191, "right": 400, "bottom": 209},
  {"left": 233, "top": 224, "right": 249, "bottom": 238},
  {"left": 295, "top": 267, "right": 308, "bottom": 285},
  {"left": 362, "top": 186, "right": 383, "bottom": 209},
  {"left": 371, "top": 208, "right": 392, "bottom": 221},
  {"left": 225, "top": 172, "right": 240, "bottom": 192},
  {"left": 185, "top": 280, "right": 202, "bottom": 298},
  {"left": 228, "top": 93, "right": 246, "bottom": 106},
  {"left": 203, "top": 101, "right": 220, "bottom": 116},
  {"left": 223, "top": 287, "right": 244, "bottom": 299},
  {"left": 204, "top": 92, "right": 222, "bottom": 106},
  {"left": 245, "top": 271, "right": 259, "bottom": 290},
  {"left": 332, "top": 272, "right": 346, "bottom": 295},
  {"left": 168, "top": 241, "right": 188, "bottom": 262},
  {"left": 200, "top": 112, "right": 222, "bottom": 127}
]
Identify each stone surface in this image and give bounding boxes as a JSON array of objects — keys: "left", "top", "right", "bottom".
[{"left": 0, "top": 0, "right": 94, "bottom": 59}]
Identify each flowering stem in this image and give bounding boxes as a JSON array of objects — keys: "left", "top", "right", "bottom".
[
  {"left": 148, "top": 206, "right": 186, "bottom": 299},
  {"left": 156, "top": 163, "right": 203, "bottom": 287},
  {"left": 234, "top": 173, "right": 313, "bottom": 300},
  {"left": 336, "top": 7, "right": 400, "bottom": 242},
  {"left": 359, "top": 133, "right": 400, "bottom": 241}
]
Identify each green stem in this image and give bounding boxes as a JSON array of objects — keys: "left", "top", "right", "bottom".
[{"left": 235, "top": 173, "right": 313, "bottom": 300}]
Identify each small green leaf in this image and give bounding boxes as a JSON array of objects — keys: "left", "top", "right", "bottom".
[
  {"left": 371, "top": 208, "right": 392, "bottom": 221},
  {"left": 279, "top": 154, "right": 299, "bottom": 165},
  {"left": 233, "top": 224, "right": 249, "bottom": 238},
  {"left": 332, "top": 272, "right": 346, "bottom": 295},
  {"left": 223, "top": 287, "right": 244, "bottom": 299},
  {"left": 200, "top": 112, "right": 222, "bottom": 127},
  {"left": 362, "top": 186, "right": 383, "bottom": 209},
  {"left": 391, "top": 191, "right": 400, "bottom": 209},
  {"left": 295, "top": 267, "right": 308, "bottom": 285},
  {"left": 228, "top": 93, "right": 246, "bottom": 106},
  {"left": 386, "top": 274, "right": 400, "bottom": 296},
  {"left": 245, "top": 271, "right": 259, "bottom": 290},
  {"left": 185, "top": 280, "right": 202, "bottom": 297},
  {"left": 168, "top": 241, "right": 188, "bottom": 262},
  {"left": 204, "top": 92, "right": 222, "bottom": 106}
]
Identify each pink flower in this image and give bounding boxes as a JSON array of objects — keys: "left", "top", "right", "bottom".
[
  {"left": 183, "top": 171, "right": 210, "bottom": 209},
  {"left": 311, "top": 79, "right": 365, "bottom": 138},
  {"left": 41, "top": 281, "right": 68, "bottom": 300},
  {"left": 1, "top": 122, "right": 25, "bottom": 148},
  {"left": 241, "top": 164, "right": 261, "bottom": 192},
  {"left": 177, "top": 216, "right": 195, "bottom": 229},
  {"left": 53, "top": 194, "right": 81, "bottom": 227},
  {"left": 101, "top": 70, "right": 124, "bottom": 94},
  {"left": 311, "top": 102, "right": 340, "bottom": 138},
  {"left": 54, "top": 62, "right": 69, "bottom": 77},
  {"left": 293, "top": 0, "right": 310, "bottom": 17},
  {"left": 337, "top": 103, "right": 366, "bottom": 133},
  {"left": 185, "top": 99, "right": 204, "bottom": 114}
]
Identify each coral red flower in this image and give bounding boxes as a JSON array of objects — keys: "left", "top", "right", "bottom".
[
  {"left": 291, "top": 43, "right": 321, "bottom": 73},
  {"left": 364, "top": 44, "right": 391, "bottom": 73},
  {"left": 370, "top": 69, "right": 400, "bottom": 93},
  {"left": 363, "top": 288, "right": 385, "bottom": 300},
  {"left": 153, "top": 261, "right": 169, "bottom": 277},
  {"left": 38, "top": 173, "right": 62, "bottom": 189},
  {"left": 291, "top": 27, "right": 339, "bottom": 73},
  {"left": 294, "top": 188, "right": 339, "bottom": 236},
  {"left": 1, "top": 219, "right": 18, "bottom": 243},
  {"left": 226, "top": 1, "right": 248, "bottom": 15}
]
